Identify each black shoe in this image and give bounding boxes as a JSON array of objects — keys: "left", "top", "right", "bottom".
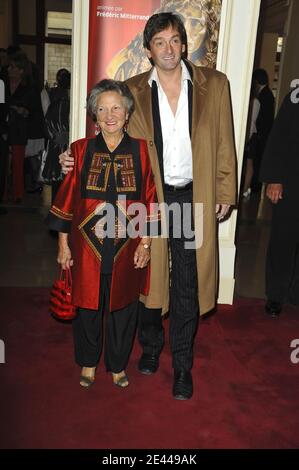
[
  {"left": 173, "top": 369, "right": 193, "bottom": 400},
  {"left": 27, "top": 186, "right": 43, "bottom": 194},
  {"left": 138, "top": 353, "right": 159, "bottom": 375},
  {"left": 0, "top": 208, "right": 7, "bottom": 215},
  {"left": 288, "top": 293, "right": 299, "bottom": 306},
  {"left": 265, "top": 300, "right": 282, "bottom": 317}
]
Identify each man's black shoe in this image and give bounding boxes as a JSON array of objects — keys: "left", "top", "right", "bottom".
[
  {"left": 26, "top": 186, "right": 43, "bottom": 194},
  {"left": 265, "top": 300, "right": 282, "bottom": 317},
  {"left": 173, "top": 369, "right": 193, "bottom": 400},
  {"left": 138, "top": 353, "right": 159, "bottom": 375}
]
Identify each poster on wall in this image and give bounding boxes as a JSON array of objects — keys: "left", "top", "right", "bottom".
[{"left": 87, "top": 0, "right": 222, "bottom": 134}]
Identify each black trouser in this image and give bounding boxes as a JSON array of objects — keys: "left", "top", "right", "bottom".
[
  {"left": 27, "top": 154, "right": 42, "bottom": 189},
  {"left": 138, "top": 303, "right": 164, "bottom": 357},
  {"left": 266, "top": 208, "right": 299, "bottom": 303},
  {"left": 51, "top": 180, "right": 62, "bottom": 204},
  {"left": 73, "top": 274, "right": 138, "bottom": 373},
  {"left": 0, "top": 137, "right": 8, "bottom": 202},
  {"left": 138, "top": 187, "right": 199, "bottom": 371}
]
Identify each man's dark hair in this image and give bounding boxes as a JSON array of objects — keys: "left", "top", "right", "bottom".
[
  {"left": 8, "top": 51, "right": 33, "bottom": 86},
  {"left": 56, "top": 68, "right": 71, "bottom": 89},
  {"left": 7, "top": 45, "right": 21, "bottom": 57},
  {"left": 253, "top": 68, "right": 269, "bottom": 86},
  {"left": 143, "top": 12, "right": 188, "bottom": 61}
]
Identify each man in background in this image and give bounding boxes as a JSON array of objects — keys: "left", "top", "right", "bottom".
[
  {"left": 260, "top": 88, "right": 299, "bottom": 316},
  {"left": 251, "top": 68, "right": 274, "bottom": 192}
]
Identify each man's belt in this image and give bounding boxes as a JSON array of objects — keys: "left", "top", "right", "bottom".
[{"left": 164, "top": 181, "right": 193, "bottom": 192}]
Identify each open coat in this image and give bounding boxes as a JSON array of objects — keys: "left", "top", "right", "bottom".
[
  {"left": 126, "top": 60, "right": 237, "bottom": 315},
  {"left": 47, "top": 135, "right": 159, "bottom": 311}
]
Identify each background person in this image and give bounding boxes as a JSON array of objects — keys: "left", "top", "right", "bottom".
[
  {"left": 42, "top": 68, "right": 71, "bottom": 203},
  {"left": 6, "top": 52, "right": 32, "bottom": 203},
  {"left": 251, "top": 68, "right": 274, "bottom": 192},
  {"left": 242, "top": 86, "right": 260, "bottom": 198},
  {"left": 260, "top": 88, "right": 299, "bottom": 316}
]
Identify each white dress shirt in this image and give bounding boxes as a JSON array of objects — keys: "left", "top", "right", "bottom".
[{"left": 148, "top": 61, "right": 193, "bottom": 186}]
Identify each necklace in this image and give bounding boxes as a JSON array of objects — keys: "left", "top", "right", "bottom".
[{"left": 104, "top": 133, "right": 124, "bottom": 151}]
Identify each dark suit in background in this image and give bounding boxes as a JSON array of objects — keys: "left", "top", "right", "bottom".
[
  {"left": 252, "top": 85, "right": 274, "bottom": 190},
  {"left": 0, "top": 68, "right": 8, "bottom": 203},
  {"left": 260, "top": 89, "right": 299, "bottom": 304}
]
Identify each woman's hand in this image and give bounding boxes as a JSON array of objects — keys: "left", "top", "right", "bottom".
[
  {"left": 134, "top": 238, "right": 151, "bottom": 269},
  {"left": 57, "top": 233, "right": 73, "bottom": 269}
]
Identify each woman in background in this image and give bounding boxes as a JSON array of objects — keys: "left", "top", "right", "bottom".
[
  {"left": 6, "top": 52, "right": 32, "bottom": 202},
  {"left": 42, "top": 68, "right": 71, "bottom": 203}
]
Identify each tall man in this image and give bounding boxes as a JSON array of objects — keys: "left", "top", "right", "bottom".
[
  {"left": 60, "top": 13, "right": 236, "bottom": 400},
  {"left": 260, "top": 89, "right": 299, "bottom": 316}
]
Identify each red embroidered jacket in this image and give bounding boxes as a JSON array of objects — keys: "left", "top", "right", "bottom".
[{"left": 47, "top": 133, "right": 160, "bottom": 311}]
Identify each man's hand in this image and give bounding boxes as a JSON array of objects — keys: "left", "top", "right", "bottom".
[
  {"left": 11, "top": 105, "right": 29, "bottom": 117},
  {"left": 134, "top": 239, "right": 151, "bottom": 269},
  {"left": 59, "top": 147, "right": 74, "bottom": 174},
  {"left": 266, "top": 183, "right": 283, "bottom": 204},
  {"left": 216, "top": 204, "right": 231, "bottom": 221}
]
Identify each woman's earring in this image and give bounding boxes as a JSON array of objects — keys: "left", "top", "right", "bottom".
[
  {"left": 123, "top": 120, "right": 129, "bottom": 133},
  {"left": 95, "top": 122, "right": 101, "bottom": 135}
]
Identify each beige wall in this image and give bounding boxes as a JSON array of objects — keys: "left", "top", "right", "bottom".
[
  {"left": 46, "top": 43, "right": 71, "bottom": 86},
  {"left": 277, "top": 0, "right": 299, "bottom": 108},
  {"left": 259, "top": 32, "right": 278, "bottom": 88}
]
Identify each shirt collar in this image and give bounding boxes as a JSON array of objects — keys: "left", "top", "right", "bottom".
[{"left": 148, "top": 60, "right": 193, "bottom": 88}]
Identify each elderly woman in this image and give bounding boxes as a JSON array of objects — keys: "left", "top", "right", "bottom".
[{"left": 47, "top": 79, "right": 159, "bottom": 389}]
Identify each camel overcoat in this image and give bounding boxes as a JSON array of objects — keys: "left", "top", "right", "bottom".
[{"left": 126, "top": 60, "right": 237, "bottom": 315}]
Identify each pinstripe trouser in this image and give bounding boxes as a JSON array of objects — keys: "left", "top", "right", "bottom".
[
  {"left": 138, "top": 187, "right": 199, "bottom": 371},
  {"left": 166, "top": 187, "right": 199, "bottom": 370}
]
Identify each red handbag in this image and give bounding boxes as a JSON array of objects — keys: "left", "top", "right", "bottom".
[{"left": 50, "top": 268, "right": 77, "bottom": 320}]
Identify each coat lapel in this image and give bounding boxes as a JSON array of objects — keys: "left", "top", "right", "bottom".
[
  {"left": 133, "top": 71, "right": 154, "bottom": 140},
  {"left": 186, "top": 60, "right": 208, "bottom": 141},
  {"left": 133, "top": 62, "right": 208, "bottom": 145}
]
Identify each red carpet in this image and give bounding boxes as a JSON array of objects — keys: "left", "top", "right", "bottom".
[{"left": 0, "top": 288, "right": 299, "bottom": 449}]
